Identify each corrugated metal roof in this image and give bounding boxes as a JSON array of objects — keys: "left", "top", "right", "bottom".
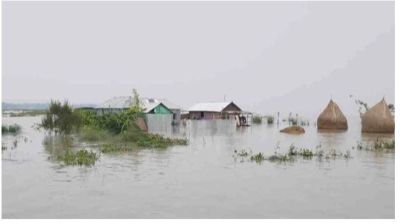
[
  {"left": 188, "top": 102, "right": 235, "bottom": 112},
  {"left": 96, "top": 96, "right": 134, "bottom": 109},
  {"left": 96, "top": 96, "right": 180, "bottom": 112}
]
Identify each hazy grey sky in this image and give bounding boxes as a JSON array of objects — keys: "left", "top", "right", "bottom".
[{"left": 3, "top": 1, "right": 394, "bottom": 114}]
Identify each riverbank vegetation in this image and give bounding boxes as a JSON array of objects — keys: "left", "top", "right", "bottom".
[{"left": 38, "top": 90, "right": 187, "bottom": 165}]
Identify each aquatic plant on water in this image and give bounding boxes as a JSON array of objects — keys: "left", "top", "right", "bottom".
[
  {"left": 250, "top": 152, "right": 265, "bottom": 163},
  {"left": 355, "top": 139, "right": 395, "bottom": 152},
  {"left": 58, "top": 149, "right": 99, "bottom": 166}
]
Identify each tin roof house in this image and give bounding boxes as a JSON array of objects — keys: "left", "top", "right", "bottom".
[
  {"left": 188, "top": 101, "right": 242, "bottom": 120},
  {"left": 96, "top": 96, "right": 172, "bottom": 115}
]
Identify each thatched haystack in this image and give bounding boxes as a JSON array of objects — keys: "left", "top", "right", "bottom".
[
  {"left": 317, "top": 100, "right": 348, "bottom": 130},
  {"left": 280, "top": 125, "right": 305, "bottom": 134},
  {"left": 361, "top": 99, "right": 394, "bottom": 133}
]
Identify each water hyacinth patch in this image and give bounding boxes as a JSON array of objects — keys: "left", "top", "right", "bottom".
[{"left": 58, "top": 149, "right": 99, "bottom": 166}]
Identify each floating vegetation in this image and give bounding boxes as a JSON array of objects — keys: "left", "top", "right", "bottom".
[
  {"left": 7, "top": 110, "right": 46, "bottom": 117},
  {"left": 267, "top": 153, "right": 293, "bottom": 162},
  {"left": 355, "top": 139, "right": 395, "bottom": 152},
  {"left": 233, "top": 149, "right": 250, "bottom": 157},
  {"left": 135, "top": 133, "right": 188, "bottom": 149},
  {"left": 250, "top": 153, "right": 265, "bottom": 163},
  {"left": 100, "top": 144, "right": 132, "bottom": 153},
  {"left": 2, "top": 124, "right": 21, "bottom": 135},
  {"left": 235, "top": 143, "right": 354, "bottom": 165},
  {"left": 57, "top": 149, "right": 99, "bottom": 166},
  {"left": 233, "top": 149, "right": 265, "bottom": 163},
  {"left": 252, "top": 116, "right": 262, "bottom": 124}
]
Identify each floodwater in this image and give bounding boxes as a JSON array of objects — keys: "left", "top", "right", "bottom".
[{"left": 2, "top": 115, "right": 394, "bottom": 218}]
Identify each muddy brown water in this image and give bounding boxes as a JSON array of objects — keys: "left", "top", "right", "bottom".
[{"left": 2, "top": 116, "right": 394, "bottom": 218}]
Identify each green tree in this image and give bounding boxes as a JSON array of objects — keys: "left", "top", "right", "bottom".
[{"left": 40, "top": 100, "right": 80, "bottom": 134}]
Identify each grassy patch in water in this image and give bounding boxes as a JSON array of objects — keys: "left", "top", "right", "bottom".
[
  {"left": 100, "top": 144, "right": 134, "bottom": 153},
  {"left": 355, "top": 139, "right": 395, "bottom": 152},
  {"left": 58, "top": 149, "right": 99, "bottom": 166},
  {"left": 136, "top": 133, "right": 188, "bottom": 148},
  {"left": 250, "top": 152, "right": 265, "bottom": 163},
  {"left": 2, "top": 124, "right": 21, "bottom": 135},
  {"left": 119, "top": 125, "right": 188, "bottom": 149},
  {"left": 267, "top": 153, "right": 293, "bottom": 162}
]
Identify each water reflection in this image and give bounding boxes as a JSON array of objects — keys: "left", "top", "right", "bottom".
[{"left": 2, "top": 116, "right": 395, "bottom": 218}]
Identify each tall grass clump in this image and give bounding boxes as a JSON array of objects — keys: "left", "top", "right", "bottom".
[
  {"left": 250, "top": 152, "right": 265, "bottom": 163},
  {"left": 2, "top": 124, "right": 21, "bottom": 135}
]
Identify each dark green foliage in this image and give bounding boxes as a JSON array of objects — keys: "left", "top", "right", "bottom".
[
  {"left": 40, "top": 100, "right": 80, "bottom": 134},
  {"left": 252, "top": 116, "right": 262, "bottom": 124},
  {"left": 266, "top": 116, "right": 274, "bottom": 124},
  {"left": 2, "top": 124, "right": 21, "bottom": 135},
  {"left": 58, "top": 149, "right": 99, "bottom": 166}
]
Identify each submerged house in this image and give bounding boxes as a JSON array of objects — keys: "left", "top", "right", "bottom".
[
  {"left": 96, "top": 96, "right": 177, "bottom": 116},
  {"left": 142, "top": 98, "right": 182, "bottom": 123},
  {"left": 95, "top": 96, "right": 176, "bottom": 131},
  {"left": 188, "top": 101, "right": 242, "bottom": 120}
]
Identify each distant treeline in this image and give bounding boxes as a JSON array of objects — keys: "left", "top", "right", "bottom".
[{"left": 2, "top": 102, "right": 96, "bottom": 110}]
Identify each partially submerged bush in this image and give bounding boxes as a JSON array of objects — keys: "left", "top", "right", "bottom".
[
  {"left": 58, "top": 149, "right": 99, "bottom": 166},
  {"left": 266, "top": 116, "right": 274, "bottom": 124},
  {"left": 2, "top": 124, "right": 21, "bottom": 135},
  {"left": 252, "top": 116, "right": 262, "bottom": 124},
  {"left": 40, "top": 100, "right": 80, "bottom": 134}
]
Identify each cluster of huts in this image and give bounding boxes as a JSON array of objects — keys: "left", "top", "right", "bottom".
[
  {"left": 85, "top": 95, "right": 394, "bottom": 134},
  {"left": 315, "top": 98, "right": 394, "bottom": 134},
  {"left": 86, "top": 95, "right": 250, "bottom": 131}
]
